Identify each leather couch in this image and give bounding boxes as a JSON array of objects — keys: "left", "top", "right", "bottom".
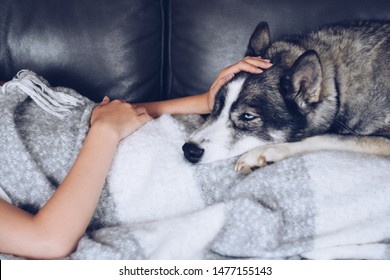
[{"left": 1, "top": 0, "right": 389, "bottom": 103}]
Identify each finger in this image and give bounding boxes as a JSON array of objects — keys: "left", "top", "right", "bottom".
[
  {"left": 234, "top": 58, "right": 272, "bottom": 74},
  {"left": 209, "top": 73, "right": 234, "bottom": 96},
  {"left": 134, "top": 106, "right": 147, "bottom": 115},
  {"left": 224, "top": 60, "right": 264, "bottom": 75},
  {"left": 100, "top": 96, "right": 110, "bottom": 105},
  {"left": 215, "top": 73, "right": 235, "bottom": 88},
  {"left": 113, "top": 99, "right": 127, "bottom": 104},
  {"left": 224, "top": 73, "right": 235, "bottom": 83},
  {"left": 244, "top": 56, "right": 272, "bottom": 63},
  {"left": 243, "top": 57, "right": 273, "bottom": 68},
  {"left": 138, "top": 112, "right": 152, "bottom": 123}
]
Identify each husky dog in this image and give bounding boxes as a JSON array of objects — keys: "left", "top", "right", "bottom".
[{"left": 182, "top": 21, "right": 390, "bottom": 173}]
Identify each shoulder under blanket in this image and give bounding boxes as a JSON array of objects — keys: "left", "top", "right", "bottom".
[{"left": 1, "top": 71, "right": 390, "bottom": 260}]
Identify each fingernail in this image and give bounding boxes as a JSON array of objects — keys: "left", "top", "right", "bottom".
[
  {"left": 102, "top": 96, "right": 109, "bottom": 101},
  {"left": 256, "top": 68, "right": 263, "bottom": 73}
]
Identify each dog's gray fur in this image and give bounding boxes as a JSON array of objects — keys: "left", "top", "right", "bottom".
[{"left": 182, "top": 21, "right": 390, "bottom": 172}]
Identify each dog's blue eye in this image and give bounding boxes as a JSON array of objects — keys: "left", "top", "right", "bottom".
[{"left": 240, "top": 113, "right": 256, "bottom": 121}]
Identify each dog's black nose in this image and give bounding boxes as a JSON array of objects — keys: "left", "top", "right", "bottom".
[{"left": 182, "top": 142, "right": 204, "bottom": 164}]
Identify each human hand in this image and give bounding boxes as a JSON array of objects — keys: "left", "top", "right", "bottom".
[
  {"left": 206, "top": 56, "right": 272, "bottom": 111},
  {"left": 90, "top": 97, "right": 151, "bottom": 142}
]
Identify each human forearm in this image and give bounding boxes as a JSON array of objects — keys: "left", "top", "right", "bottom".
[
  {"left": 33, "top": 126, "right": 119, "bottom": 256},
  {"left": 138, "top": 92, "right": 210, "bottom": 118}
]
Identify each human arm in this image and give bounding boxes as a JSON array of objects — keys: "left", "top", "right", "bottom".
[
  {"left": 137, "top": 56, "right": 272, "bottom": 118},
  {"left": 0, "top": 97, "right": 150, "bottom": 259}
]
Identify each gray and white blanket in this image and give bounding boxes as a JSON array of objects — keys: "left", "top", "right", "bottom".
[{"left": 1, "top": 71, "right": 390, "bottom": 260}]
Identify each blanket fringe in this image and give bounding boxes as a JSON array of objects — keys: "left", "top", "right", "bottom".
[{"left": 1, "top": 70, "right": 84, "bottom": 119}]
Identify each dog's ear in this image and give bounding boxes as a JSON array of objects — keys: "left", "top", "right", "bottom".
[
  {"left": 282, "top": 50, "right": 322, "bottom": 115},
  {"left": 246, "top": 22, "right": 271, "bottom": 57}
]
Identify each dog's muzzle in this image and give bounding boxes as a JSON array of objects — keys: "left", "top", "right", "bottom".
[{"left": 182, "top": 142, "right": 204, "bottom": 163}]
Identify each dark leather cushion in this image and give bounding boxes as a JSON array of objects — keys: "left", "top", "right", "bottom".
[
  {"left": 1, "top": 0, "right": 390, "bottom": 102},
  {"left": 167, "top": 0, "right": 390, "bottom": 99},
  {"left": 0, "top": 0, "right": 163, "bottom": 102}
]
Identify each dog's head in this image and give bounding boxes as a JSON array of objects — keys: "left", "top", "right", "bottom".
[{"left": 183, "top": 22, "right": 334, "bottom": 164}]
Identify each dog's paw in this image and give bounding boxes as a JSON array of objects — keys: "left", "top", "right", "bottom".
[{"left": 234, "top": 144, "right": 292, "bottom": 174}]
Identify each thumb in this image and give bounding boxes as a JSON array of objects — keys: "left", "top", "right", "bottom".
[{"left": 210, "top": 73, "right": 235, "bottom": 95}]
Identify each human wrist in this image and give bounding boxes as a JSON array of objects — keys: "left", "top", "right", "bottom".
[
  {"left": 88, "top": 122, "right": 121, "bottom": 146},
  {"left": 202, "top": 92, "right": 213, "bottom": 113}
]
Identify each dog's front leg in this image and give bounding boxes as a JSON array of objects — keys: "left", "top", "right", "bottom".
[
  {"left": 235, "top": 142, "right": 300, "bottom": 173},
  {"left": 235, "top": 136, "right": 335, "bottom": 173},
  {"left": 235, "top": 135, "right": 390, "bottom": 173}
]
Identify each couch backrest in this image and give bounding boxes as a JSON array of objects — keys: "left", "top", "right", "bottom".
[
  {"left": 1, "top": 0, "right": 390, "bottom": 102},
  {"left": 0, "top": 0, "right": 164, "bottom": 102}
]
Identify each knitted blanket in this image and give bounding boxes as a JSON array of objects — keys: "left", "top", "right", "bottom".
[{"left": 1, "top": 71, "right": 390, "bottom": 260}]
